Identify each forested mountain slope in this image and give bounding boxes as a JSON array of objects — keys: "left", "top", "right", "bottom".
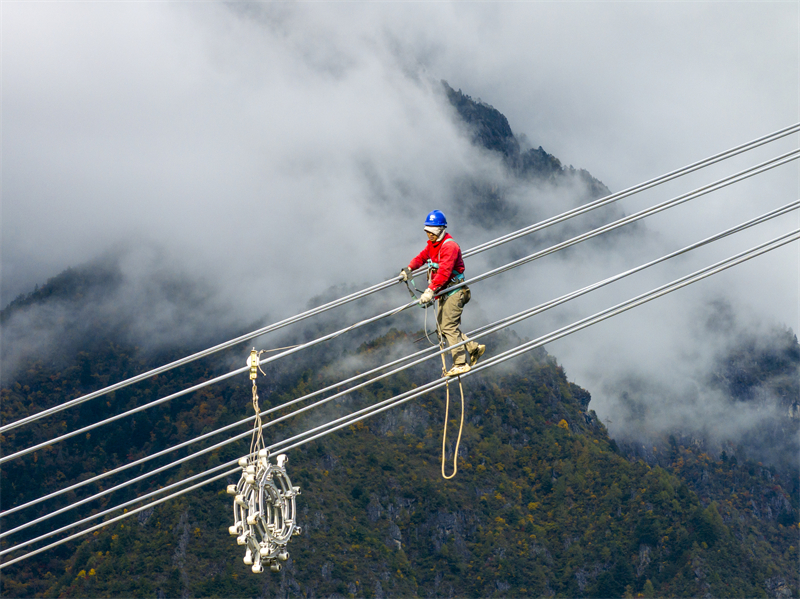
[
  {"left": 1, "top": 85, "right": 797, "bottom": 599},
  {"left": 2, "top": 319, "right": 796, "bottom": 598}
]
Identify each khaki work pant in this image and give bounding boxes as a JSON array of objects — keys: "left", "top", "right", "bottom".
[{"left": 436, "top": 287, "right": 480, "bottom": 366}]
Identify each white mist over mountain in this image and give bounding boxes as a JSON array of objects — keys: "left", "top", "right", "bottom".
[{"left": 2, "top": 3, "right": 798, "bottom": 443}]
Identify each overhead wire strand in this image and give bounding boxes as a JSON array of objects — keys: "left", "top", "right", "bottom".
[
  {"left": 463, "top": 122, "right": 800, "bottom": 256},
  {"left": 0, "top": 301, "right": 416, "bottom": 465},
  {"left": 0, "top": 279, "right": 395, "bottom": 434},
  {"left": 432, "top": 149, "right": 800, "bottom": 299},
  {"left": 0, "top": 460, "right": 240, "bottom": 558},
  {"left": 0, "top": 425, "right": 251, "bottom": 525},
  {"left": 0, "top": 468, "right": 239, "bottom": 570}
]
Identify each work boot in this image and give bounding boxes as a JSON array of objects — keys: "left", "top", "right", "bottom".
[
  {"left": 445, "top": 363, "right": 470, "bottom": 377},
  {"left": 470, "top": 345, "right": 486, "bottom": 367}
]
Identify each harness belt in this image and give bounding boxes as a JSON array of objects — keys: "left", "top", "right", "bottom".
[
  {"left": 426, "top": 260, "right": 466, "bottom": 297},
  {"left": 445, "top": 273, "right": 466, "bottom": 297}
]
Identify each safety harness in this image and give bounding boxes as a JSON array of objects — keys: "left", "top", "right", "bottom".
[{"left": 425, "top": 238, "right": 466, "bottom": 298}]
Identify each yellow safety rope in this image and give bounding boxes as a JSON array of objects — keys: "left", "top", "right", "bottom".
[
  {"left": 248, "top": 349, "right": 265, "bottom": 460},
  {"left": 247, "top": 344, "right": 302, "bottom": 460},
  {"left": 433, "top": 294, "right": 465, "bottom": 480},
  {"left": 439, "top": 357, "right": 465, "bottom": 480}
]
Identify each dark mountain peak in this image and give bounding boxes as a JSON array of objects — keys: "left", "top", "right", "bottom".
[
  {"left": 442, "top": 80, "right": 610, "bottom": 199},
  {"left": 442, "top": 81, "right": 519, "bottom": 159},
  {"left": 0, "top": 260, "right": 122, "bottom": 323}
]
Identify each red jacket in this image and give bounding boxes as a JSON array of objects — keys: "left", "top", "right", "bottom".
[{"left": 408, "top": 233, "right": 465, "bottom": 292}]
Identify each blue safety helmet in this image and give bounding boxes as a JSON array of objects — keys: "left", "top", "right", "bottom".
[{"left": 425, "top": 210, "right": 447, "bottom": 227}]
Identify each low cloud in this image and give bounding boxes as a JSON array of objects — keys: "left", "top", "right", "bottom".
[{"left": 2, "top": 3, "right": 797, "bottom": 459}]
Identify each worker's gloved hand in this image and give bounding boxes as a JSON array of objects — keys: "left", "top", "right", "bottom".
[
  {"left": 399, "top": 267, "right": 412, "bottom": 282},
  {"left": 419, "top": 288, "right": 435, "bottom": 305}
]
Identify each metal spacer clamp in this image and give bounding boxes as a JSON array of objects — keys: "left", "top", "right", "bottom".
[{"left": 248, "top": 348, "right": 259, "bottom": 380}]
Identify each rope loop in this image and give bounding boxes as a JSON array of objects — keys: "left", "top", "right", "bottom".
[
  {"left": 441, "top": 376, "right": 465, "bottom": 480},
  {"left": 432, "top": 300, "right": 465, "bottom": 480},
  {"left": 404, "top": 278, "right": 419, "bottom": 300}
]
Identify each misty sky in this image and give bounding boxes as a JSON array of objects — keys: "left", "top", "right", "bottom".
[{"left": 2, "top": 2, "right": 798, "bottom": 437}]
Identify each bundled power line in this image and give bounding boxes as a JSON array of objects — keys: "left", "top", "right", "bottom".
[
  {"left": 2, "top": 122, "right": 797, "bottom": 435},
  {"left": 2, "top": 224, "right": 797, "bottom": 570},
  {"left": 2, "top": 200, "right": 797, "bottom": 550},
  {"left": 2, "top": 145, "right": 798, "bottom": 467}
]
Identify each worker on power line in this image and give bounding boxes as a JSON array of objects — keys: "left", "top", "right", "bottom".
[{"left": 399, "top": 210, "right": 485, "bottom": 377}]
